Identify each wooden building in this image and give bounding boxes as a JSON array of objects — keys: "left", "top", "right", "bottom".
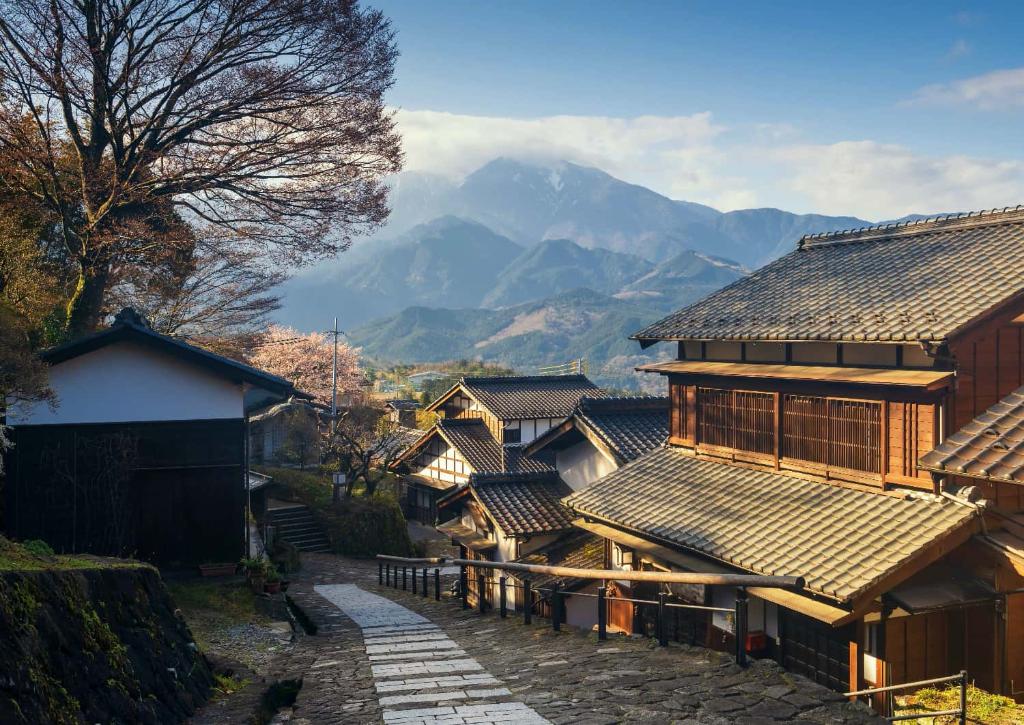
[
  {"left": 391, "top": 374, "right": 599, "bottom": 524},
  {"left": 4, "top": 308, "right": 299, "bottom": 566},
  {"left": 518, "top": 395, "right": 669, "bottom": 629},
  {"left": 385, "top": 399, "right": 421, "bottom": 428},
  {"left": 563, "top": 207, "right": 1024, "bottom": 700}
]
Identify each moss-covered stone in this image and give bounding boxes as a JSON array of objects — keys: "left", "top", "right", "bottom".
[{"left": 0, "top": 537, "right": 213, "bottom": 723}]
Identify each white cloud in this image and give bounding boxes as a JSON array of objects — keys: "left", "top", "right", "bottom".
[
  {"left": 396, "top": 109, "right": 749, "bottom": 208},
  {"left": 394, "top": 109, "right": 1024, "bottom": 219},
  {"left": 911, "top": 67, "right": 1024, "bottom": 110},
  {"left": 770, "top": 140, "right": 1024, "bottom": 218}
]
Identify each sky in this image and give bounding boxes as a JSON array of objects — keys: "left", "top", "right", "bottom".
[{"left": 377, "top": 0, "right": 1024, "bottom": 219}]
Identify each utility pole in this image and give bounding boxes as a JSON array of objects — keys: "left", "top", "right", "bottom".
[{"left": 331, "top": 317, "right": 339, "bottom": 421}]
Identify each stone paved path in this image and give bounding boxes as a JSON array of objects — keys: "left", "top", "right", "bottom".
[
  {"left": 273, "top": 554, "right": 885, "bottom": 724},
  {"left": 314, "top": 583, "right": 549, "bottom": 723}
]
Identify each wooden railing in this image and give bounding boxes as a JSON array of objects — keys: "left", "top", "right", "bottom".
[
  {"left": 376, "top": 554, "right": 803, "bottom": 667},
  {"left": 845, "top": 671, "right": 967, "bottom": 723}
]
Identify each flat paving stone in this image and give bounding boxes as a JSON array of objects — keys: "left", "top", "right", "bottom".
[{"left": 260, "top": 553, "right": 885, "bottom": 724}]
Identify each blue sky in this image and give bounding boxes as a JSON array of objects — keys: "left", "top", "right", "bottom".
[{"left": 377, "top": 1, "right": 1024, "bottom": 219}]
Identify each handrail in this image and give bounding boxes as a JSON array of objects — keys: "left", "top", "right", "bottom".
[
  {"left": 845, "top": 670, "right": 967, "bottom": 725},
  {"left": 377, "top": 555, "right": 447, "bottom": 564},
  {"left": 375, "top": 554, "right": 804, "bottom": 589},
  {"left": 844, "top": 672, "right": 964, "bottom": 697}
]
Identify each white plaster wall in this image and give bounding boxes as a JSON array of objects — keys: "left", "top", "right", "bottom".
[
  {"left": 556, "top": 439, "right": 618, "bottom": 491},
  {"left": 416, "top": 440, "right": 470, "bottom": 484},
  {"left": 9, "top": 341, "right": 243, "bottom": 425},
  {"left": 566, "top": 581, "right": 600, "bottom": 630},
  {"left": 710, "top": 587, "right": 777, "bottom": 640}
]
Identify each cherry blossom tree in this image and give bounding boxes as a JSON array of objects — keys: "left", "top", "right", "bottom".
[{"left": 247, "top": 325, "right": 362, "bottom": 404}]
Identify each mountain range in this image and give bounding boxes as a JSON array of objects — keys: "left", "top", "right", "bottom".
[{"left": 277, "top": 157, "right": 926, "bottom": 388}]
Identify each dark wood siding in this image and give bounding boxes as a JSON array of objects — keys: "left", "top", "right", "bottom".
[
  {"left": 5, "top": 419, "right": 245, "bottom": 566},
  {"left": 780, "top": 609, "right": 853, "bottom": 693}
]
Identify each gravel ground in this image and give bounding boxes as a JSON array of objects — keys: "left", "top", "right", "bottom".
[{"left": 203, "top": 621, "right": 295, "bottom": 675}]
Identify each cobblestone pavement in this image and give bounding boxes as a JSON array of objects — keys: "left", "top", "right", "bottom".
[{"left": 275, "top": 553, "right": 885, "bottom": 725}]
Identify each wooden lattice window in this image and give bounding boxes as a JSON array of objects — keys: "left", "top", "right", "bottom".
[
  {"left": 782, "top": 395, "right": 881, "bottom": 473},
  {"left": 698, "top": 388, "right": 775, "bottom": 454}
]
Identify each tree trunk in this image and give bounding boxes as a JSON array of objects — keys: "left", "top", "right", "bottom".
[{"left": 65, "top": 259, "right": 110, "bottom": 338}]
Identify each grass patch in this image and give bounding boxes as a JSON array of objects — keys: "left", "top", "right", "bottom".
[
  {"left": 0, "top": 535, "right": 152, "bottom": 573},
  {"left": 165, "top": 578, "right": 270, "bottom": 652},
  {"left": 212, "top": 673, "right": 251, "bottom": 698},
  {"left": 895, "top": 683, "right": 1024, "bottom": 724}
]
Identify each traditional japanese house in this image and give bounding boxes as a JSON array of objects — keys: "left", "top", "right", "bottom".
[
  {"left": 385, "top": 399, "right": 421, "bottom": 427},
  {"left": 563, "top": 207, "right": 1024, "bottom": 700},
  {"left": 524, "top": 395, "right": 669, "bottom": 490},
  {"left": 4, "top": 308, "right": 300, "bottom": 566},
  {"left": 517, "top": 395, "right": 669, "bottom": 628},
  {"left": 391, "top": 374, "right": 599, "bottom": 524}
]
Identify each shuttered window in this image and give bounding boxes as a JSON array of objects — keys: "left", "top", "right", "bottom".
[
  {"left": 782, "top": 395, "right": 881, "bottom": 473},
  {"left": 698, "top": 388, "right": 775, "bottom": 454}
]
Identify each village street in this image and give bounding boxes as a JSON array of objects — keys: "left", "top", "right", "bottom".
[{"left": 265, "top": 554, "right": 884, "bottom": 725}]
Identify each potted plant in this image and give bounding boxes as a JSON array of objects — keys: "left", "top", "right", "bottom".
[
  {"left": 264, "top": 562, "right": 282, "bottom": 594},
  {"left": 198, "top": 561, "right": 237, "bottom": 577},
  {"left": 241, "top": 556, "right": 267, "bottom": 593}
]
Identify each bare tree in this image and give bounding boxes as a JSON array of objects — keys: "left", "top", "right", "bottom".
[
  {"left": 323, "top": 406, "right": 405, "bottom": 499},
  {"left": 0, "top": 0, "right": 402, "bottom": 336},
  {"left": 107, "top": 235, "right": 286, "bottom": 343}
]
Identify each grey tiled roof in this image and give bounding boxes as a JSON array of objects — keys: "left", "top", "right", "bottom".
[
  {"left": 633, "top": 206, "right": 1024, "bottom": 344},
  {"left": 438, "top": 419, "right": 553, "bottom": 476},
  {"left": 514, "top": 530, "right": 605, "bottom": 592},
  {"left": 473, "top": 476, "right": 576, "bottom": 536},
  {"left": 564, "top": 447, "right": 978, "bottom": 602},
  {"left": 387, "top": 399, "right": 421, "bottom": 410},
  {"left": 460, "top": 374, "right": 601, "bottom": 419},
  {"left": 577, "top": 396, "right": 669, "bottom": 462},
  {"left": 919, "top": 387, "right": 1024, "bottom": 483}
]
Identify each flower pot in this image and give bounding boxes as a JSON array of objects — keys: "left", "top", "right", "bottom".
[
  {"left": 199, "top": 563, "right": 237, "bottom": 578},
  {"left": 264, "top": 581, "right": 282, "bottom": 594}
]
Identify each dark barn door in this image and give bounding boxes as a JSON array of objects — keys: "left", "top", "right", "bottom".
[
  {"left": 780, "top": 609, "right": 852, "bottom": 693},
  {"left": 6, "top": 419, "right": 244, "bottom": 567}
]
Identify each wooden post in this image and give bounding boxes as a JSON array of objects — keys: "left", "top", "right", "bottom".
[
  {"left": 460, "top": 565, "right": 468, "bottom": 609},
  {"left": 959, "top": 670, "right": 967, "bottom": 725},
  {"left": 524, "top": 582, "right": 532, "bottom": 625},
  {"left": 411, "top": 566, "right": 417, "bottom": 593},
  {"left": 402, "top": 566, "right": 407, "bottom": 591},
  {"left": 385, "top": 564, "right": 390, "bottom": 587},
  {"left": 378, "top": 562, "right": 383, "bottom": 585},
  {"left": 735, "top": 587, "right": 748, "bottom": 667},
  {"left": 422, "top": 567, "right": 428, "bottom": 597},
  {"left": 657, "top": 591, "right": 668, "bottom": 647},
  {"left": 499, "top": 577, "right": 507, "bottom": 618},
  {"left": 597, "top": 586, "right": 607, "bottom": 641},
  {"left": 553, "top": 590, "right": 563, "bottom": 632},
  {"left": 434, "top": 568, "right": 441, "bottom": 601},
  {"left": 478, "top": 572, "right": 486, "bottom": 614}
]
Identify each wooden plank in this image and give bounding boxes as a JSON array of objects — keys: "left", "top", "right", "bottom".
[{"left": 1006, "top": 594, "right": 1024, "bottom": 702}]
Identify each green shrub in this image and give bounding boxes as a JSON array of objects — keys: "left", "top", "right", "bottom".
[
  {"left": 22, "top": 540, "right": 54, "bottom": 557},
  {"left": 259, "top": 467, "right": 414, "bottom": 557}
]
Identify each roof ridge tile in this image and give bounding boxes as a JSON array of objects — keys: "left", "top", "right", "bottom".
[{"left": 798, "top": 205, "right": 1024, "bottom": 248}]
